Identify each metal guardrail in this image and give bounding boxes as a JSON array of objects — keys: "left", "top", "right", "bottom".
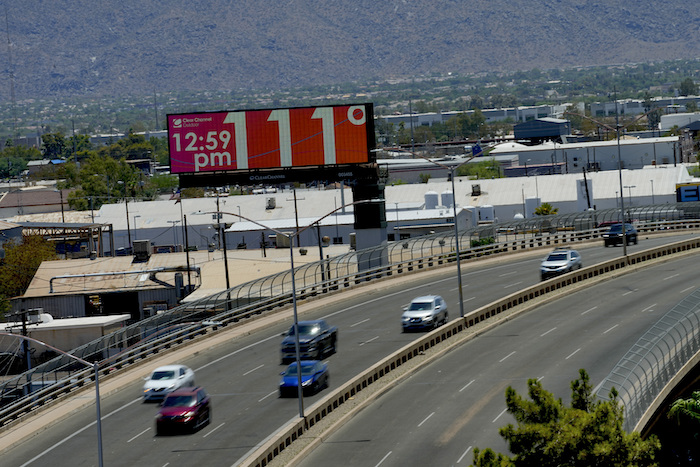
[
  {"left": 242, "top": 236, "right": 700, "bottom": 467},
  {"left": 595, "top": 285, "right": 700, "bottom": 433},
  {"left": 2, "top": 204, "right": 700, "bottom": 428}
]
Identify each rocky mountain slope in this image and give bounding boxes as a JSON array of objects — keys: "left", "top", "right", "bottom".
[{"left": 1, "top": 0, "right": 699, "bottom": 102}]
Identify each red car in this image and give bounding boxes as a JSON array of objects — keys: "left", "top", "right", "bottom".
[{"left": 155, "top": 386, "right": 211, "bottom": 435}]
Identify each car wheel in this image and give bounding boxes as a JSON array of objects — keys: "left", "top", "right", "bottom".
[
  {"left": 443, "top": 312, "right": 448, "bottom": 325},
  {"left": 331, "top": 336, "right": 337, "bottom": 355}
]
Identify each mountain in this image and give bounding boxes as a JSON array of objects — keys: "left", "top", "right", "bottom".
[{"left": 1, "top": 1, "right": 699, "bottom": 103}]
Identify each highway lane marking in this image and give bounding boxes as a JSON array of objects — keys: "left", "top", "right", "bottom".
[
  {"left": 680, "top": 286, "right": 695, "bottom": 294},
  {"left": 493, "top": 408, "right": 507, "bottom": 423},
  {"left": 499, "top": 271, "right": 519, "bottom": 277},
  {"left": 323, "top": 269, "right": 491, "bottom": 321},
  {"left": 359, "top": 336, "right": 380, "bottom": 346},
  {"left": 195, "top": 334, "right": 279, "bottom": 372},
  {"left": 351, "top": 318, "right": 370, "bottom": 327},
  {"left": 663, "top": 273, "right": 680, "bottom": 281},
  {"left": 459, "top": 379, "right": 475, "bottom": 392},
  {"left": 540, "top": 327, "right": 556, "bottom": 337},
  {"left": 622, "top": 289, "right": 637, "bottom": 296},
  {"left": 243, "top": 364, "right": 264, "bottom": 376},
  {"left": 565, "top": 348, "right": 581, "bottom": 360},
  {"left": 18, "top": 397, "right": 142, "bottom": 467},
  {"left": 499, "top": 351, "right": 516, "bottom": 362},
  {"left": 127, "top": 427, "right": 151, "bottom": 443},
  {"left": 603, "top": 324, "right": 619, "bottom": 334},
  {"left": 418, "top": 412, "right": 434, "bottom": 427},
  {"left": 581, "top": 306, "right": 598, "bottom": 315},
  {"left": 641, "top": 304, "right": 656, "bottom": 313},
  {"left": 323, "top": 279, "right": 450, "bottom": 320},
  {"left": 457, "top": 446, "right": 473, "bottom": 463},
  {"left": 375, "top": 451, "right": 392, "bottom": 466},
  {"left": 203, "top": 422, "right": 225, "bottom": 438},
  {"left": 503, "top": 281, "right": 523, "bottom": 288},
  {"left": 258, "top": 390, "right": 277, "bottom": 402}
]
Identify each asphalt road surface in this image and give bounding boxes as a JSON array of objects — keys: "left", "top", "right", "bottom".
[{"left": 3, "top": 233, "right": 696, "bottom": 467}]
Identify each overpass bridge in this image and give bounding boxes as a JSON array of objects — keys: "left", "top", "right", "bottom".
[{"left": 1, "top": 205, "right": 700, "bottom": 465}]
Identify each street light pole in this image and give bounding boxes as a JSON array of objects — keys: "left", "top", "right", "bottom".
[
  {"left": 401, "top": 149, "right": 466, "bottom": 318},
  {"left": 614, "top": 88, "right": 628, "bottom": 257},
  {"left": 450, "top": 167, "right": 465, "bottom": 318},
  {"left": 211, "top": 199, "right": 374, "bottom": 418},
  {"left": 0, "top": 333, "right": 104, "bottom": 466}
]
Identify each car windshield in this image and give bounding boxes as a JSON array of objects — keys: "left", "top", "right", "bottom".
[
  {"left": 285, "top": 364, "right": 318, "bottom": 376},
  {"left": 408, "top": 301, "right": 433, "bottom": 311},
  {"left": 288, "top": 324, "right": 320, "bottom": 336},
  {"left": 546, "top": 253, "right": 568, "bottom": 261},
  {"left": 162, "top": 395, "right": 196, "bottom": 407},
  {"left": 151, "top": 370, "right": 175, "bottom": 380}
]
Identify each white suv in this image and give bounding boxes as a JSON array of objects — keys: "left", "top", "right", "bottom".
[{"left": 401, "top": 295, "right": 448, "bottom": 332}]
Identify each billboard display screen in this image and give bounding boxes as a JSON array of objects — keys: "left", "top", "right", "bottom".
[{"left": 167, "top": 103, "right": 374, "bottom": 174}]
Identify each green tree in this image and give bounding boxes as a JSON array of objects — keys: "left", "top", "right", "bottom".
[
  {"left": 666, "top": 391, "right": 700, "bottom": 462},
  {"left": 41, "top": 133, "right": 68, "bottom": 159},
  {"left": 668, "top": 390, "right": 700, "bottom": 426},
  {"left": 451, "top": 109, "right": 486, "bottom": 139},
  {"left": 472, "top": 369, "right": 661, "bottom": 467},
  {"left": 534, "top": 202, "right": 558, "bottom": 216},
  {"left": 679, "top": 78, "right": 698, "bottom": 97},
  {"left": 61, "top": 154, "right": 142, "bottom": 210},
  {"left": 457, "top": 159, "right": 502, "bottom": 179},
  {"left": 0, "top": 145, "right": 41, "bottom": 178},
  {"left": 0, "top": 236, "right": 58, "bottom": 318}
]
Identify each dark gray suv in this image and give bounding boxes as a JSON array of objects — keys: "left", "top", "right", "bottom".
[{"left": 603, "top": 223, "right": 638, "bottom": 247}]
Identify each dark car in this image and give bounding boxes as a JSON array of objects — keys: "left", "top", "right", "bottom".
[
  {"left": 603, "top": 223, "right": 638, "bottom": 247},
  {"left": 540, "top": 248, "right": 582, "bottom": 281},
  {"left": 280, "top": 319, "right": 338, "bottom": 364},
  {"left": 155, "top": 386, "right": 210, "bottom": 435},
  {"left": 279, "top": 360, "right": 329, "bottom": 397}
]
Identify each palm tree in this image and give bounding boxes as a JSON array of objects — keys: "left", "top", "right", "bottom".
[
  {"left": 534, "top": 202, "right": 558, "bottom": 216},
  {"left": 668, "top": 391, "right": 700, "bottom": 425}
]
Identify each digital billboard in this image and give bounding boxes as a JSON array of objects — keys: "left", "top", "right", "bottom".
[
  {"left": 167, "top": 103, "right": 375, "bottom": 175},
  {"left": 676, "top": 183, "right": 700, "bottom": 202}
]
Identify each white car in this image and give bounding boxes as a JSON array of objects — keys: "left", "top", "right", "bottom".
[
  {"left": 540, "top": 248, "right": 582, "bottom": 281},
  {"left": 143, "top": 364, "right": 195, "bottom": 401},
  {"left": 401, "top": 295, "right": 449, "bottom": 332}
]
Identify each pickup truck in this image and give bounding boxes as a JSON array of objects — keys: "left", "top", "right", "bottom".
[{"left": 280, "top": 319, "right": 338, "bottom": 364}]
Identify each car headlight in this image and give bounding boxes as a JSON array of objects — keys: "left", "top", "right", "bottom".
[
  {"left": 402, "top": 316, "right": 409, "bottom": 322},
  {"left": 422, "top": 316, "right": 433, "bottom": 322},
  {"left": 302, "top": 379, "right": 312, "bottom": 387}
]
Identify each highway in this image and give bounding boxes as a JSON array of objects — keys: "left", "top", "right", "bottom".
[
  {"left": 296, "top": 249, "right": 700, "bottom": 466},
  {"left": 3, "top": 233, "right": 697, "bottom": 467}
]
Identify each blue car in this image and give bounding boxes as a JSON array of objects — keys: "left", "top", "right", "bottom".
[{"left": 279, "top": 360, "right": 329, "bottom": 397}]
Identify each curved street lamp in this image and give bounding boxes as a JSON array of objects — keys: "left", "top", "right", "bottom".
[
  {"left": 210, "top": 198, "right": 376, "bottom": 418},
  {"left": 0, "top": 333, "right": 104, "bottom": 467},
  {"left": 400, "top": 150, "right": 467, "bottom": 318}
]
